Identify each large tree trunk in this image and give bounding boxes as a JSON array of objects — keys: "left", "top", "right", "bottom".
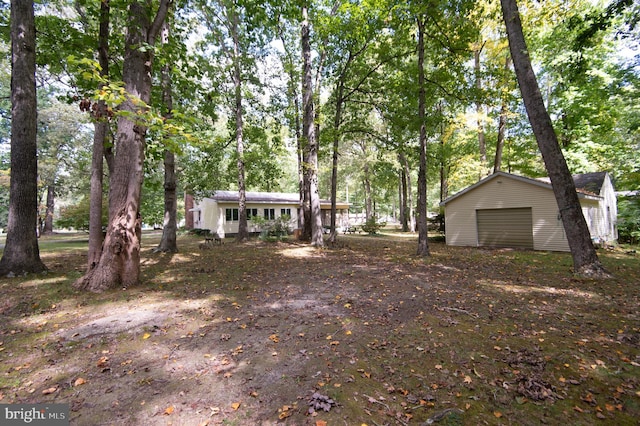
[
  {"left": 300, "top": 4, "right": 312, "bottom": 242},
  {"left": 501, "top": 0, "right": 608, "bottom": 277},
  {"left": 415, "top": 16, "right": 430, "bottom": 256},
  {"left": 75, "top": 0, "right": 171, "bottom": 292},
  {"left": 232, "top": 8, "right": 249, "bottom": 242},
  {"left": 301, "top": 4, "right": 323, "bottom": 247},
  {"left": 87, "top": 0, "right": 110, "bottom": 269},
  {"left": 156, "top": 22, "right": 178, "bottom": 253},
  {"left": 0, "top": 0, "right": 47, "bottom": 276}
]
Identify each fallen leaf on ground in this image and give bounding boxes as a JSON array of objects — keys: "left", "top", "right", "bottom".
[
  {"left": 164, "top": 405, "right": 174, "bottom": 415},
  {"left": 231, "top": 402, "right": 241, "bottom": 410},
  {"left": 74, "top": 378, "right": 86, "bottom": 386}
]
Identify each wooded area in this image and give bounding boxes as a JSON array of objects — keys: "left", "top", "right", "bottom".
[
  {"left": 0, "top": 1, "right": 639, "bottom": 423},
  {"left": 0, "top": 0, "right": 639, "bottom": 285}
]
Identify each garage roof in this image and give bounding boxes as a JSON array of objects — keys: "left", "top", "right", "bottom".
[{"left": 440, "top": 171, "right": 603, "bottom": 206}]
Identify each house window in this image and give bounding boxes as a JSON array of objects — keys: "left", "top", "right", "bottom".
[
  {"left": 280, "top": 208, "right": 291, "bottom": 218},
  {"left": 264, "top": 208, "right": 275, "bottom": 220},
  {"left": 247, "top": 208, "right": 258, "bottom": 220},
  {"left": 225, "top": 208, "right": 239, "bottom": 221}
]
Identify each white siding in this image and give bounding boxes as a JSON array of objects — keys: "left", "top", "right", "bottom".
[
  {"left": 445, "top": 176, "right": 569, "bottom": 251},
  {"left": 443, "top": 173, "right": 620, "bottom": 252},
  {"left": 193, "top": 198, "right": 299, "bottom": 238},
  {"left": 596, "top": 174, "right": 617, "bottom": 244}
]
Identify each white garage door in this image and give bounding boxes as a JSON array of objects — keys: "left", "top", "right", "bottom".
[{"left": 476, "top": 208, "right": 534, "bottom": 249}]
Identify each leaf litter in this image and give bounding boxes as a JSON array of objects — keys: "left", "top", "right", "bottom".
[{"left": 0, "top": 232, "right": 638, "bottom": 425}]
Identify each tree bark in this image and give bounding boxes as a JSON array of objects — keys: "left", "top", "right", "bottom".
[
  {"left": 87, "top": 0, "right": 110, "bottom": 269},
  {"left": 301, "top": 4, "right": 323, "bottom": 247},
  {"left": 300, "top": 4, "right": 312, "bottom": 242},
  {"left": 416, "top": 16, "right": 430, "bottom": 256},
  {"left": 501, "top": 0, "right": 608, "bottom": 277},
  {"left": 156, "top": 21, "right": 178, "bottom": 253},
  {"left": 74, "top": 0, "right": 171, "bottom": 292},
  {"left": 0, "top": 0, "right": 47, "bottom": 276},
  {"left": 1, "top": 0, "right": 46, "bottom": 274},
  {"left": 232, "top": 7, "right": 249, "bottom": 242}
]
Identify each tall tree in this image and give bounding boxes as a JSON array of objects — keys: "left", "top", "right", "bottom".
[
  {"left": 301, "top": 3, "right": 323, "bottom": 247},
  {"left": 75, "top": 0, "right": 171, "bottom": 292},
  {"left": 155, "top": 21, "right": 178, "bottom": 253},
  {"left": 0, "top": 0, "right": 47, "bottom": 276},
  {"left": 230, "top": 3, "right": 249, "bottom": 242},
  {"left": 500, "top": 0, "right": 608, "bottom": 277},
  {"left": 87, "top": 0, "right": 112, "bottom": 269},
  {"left": 415, "top": 15, "right": 430, "bottom": 256}
]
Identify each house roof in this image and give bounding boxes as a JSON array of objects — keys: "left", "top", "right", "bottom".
[
  {"left": 537, "top": 171, "right": 609, "bottom": 196},
  {"left": 440, "top": 171, "right": 604, "bottom": 206},
  {"left": 208, "top": 190, "right": 351, "bottom": 209},
  {"left": 212, "top": 190, "right": 299, "bottom": 204}
]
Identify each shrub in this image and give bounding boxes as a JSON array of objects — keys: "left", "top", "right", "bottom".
[
  {"left": 360, "top": 216, "right": 384, "bottom": 235},
  {"left": 618, "top": 198, "right": 640, "bottom": 245},
  {"left": 259, "top": 214, "right": 291, "bottom": 241}
]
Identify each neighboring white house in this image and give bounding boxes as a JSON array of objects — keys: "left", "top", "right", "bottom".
[
  {"left": 190, "top": 191, "right": 350, "bottom": 238},
  {"left": 440, "top": 171, "right": 617, "bottom": 252}
]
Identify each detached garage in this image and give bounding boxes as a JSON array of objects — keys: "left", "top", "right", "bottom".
[{"left": 440, "top": 171, "right": 617, "bottom": 252}]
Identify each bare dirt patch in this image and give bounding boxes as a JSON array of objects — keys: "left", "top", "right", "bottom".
[{"left": 1, "top": 232, "right": 639, "bottom": 425}]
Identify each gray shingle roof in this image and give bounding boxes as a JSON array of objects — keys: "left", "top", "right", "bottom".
[
  {"left": 572, "top": 172, "right": 608, "bottom": 195},
  {"left": 211, "top": 190, "right": 300, "bottom": 204}
]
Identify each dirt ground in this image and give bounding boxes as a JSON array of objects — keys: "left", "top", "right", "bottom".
[{"left": 1, "top": 232, "right": 639, "bottom": 425}]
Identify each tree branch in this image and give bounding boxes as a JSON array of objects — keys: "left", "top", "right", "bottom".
[{"left": 148, "top": 0, "right": 172, "bottom": 45}]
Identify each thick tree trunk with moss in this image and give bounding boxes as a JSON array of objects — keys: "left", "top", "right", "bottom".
[
  {"left": 74, "top": 0, "right": 171, "bottom": 292},
  {"left": 501, "top": 0, "right": 608, "bottom": 277},
  {"left": 0, "top": 0, "right": 47, "bottom": 276}
]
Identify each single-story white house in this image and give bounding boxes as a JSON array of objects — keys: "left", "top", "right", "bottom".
[
  {"left": 190, "top": 191, "right": 350, "bottom": 238},
  {"left": 440, "top": 171, "right": 617, "bottom": 252}
]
